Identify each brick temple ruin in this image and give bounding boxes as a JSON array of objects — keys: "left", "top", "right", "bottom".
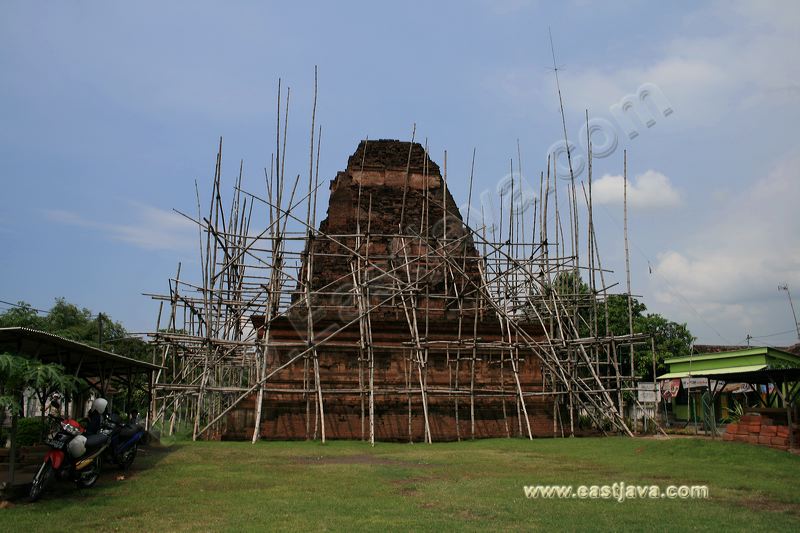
[
  {"left": 226, "top": 140, "right": 554, "bottom": 441},
  {"left": 149, "top": 131, "right": 649, "bottom": 443}
]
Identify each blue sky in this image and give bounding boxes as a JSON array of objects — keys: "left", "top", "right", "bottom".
[{"left": 1, "top": 0, "right": 799, "bottom": 347}]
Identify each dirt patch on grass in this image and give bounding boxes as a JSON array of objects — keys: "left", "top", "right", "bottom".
[
  {"left": 646, "top": 474, "right": 679, "bottom": 482},
  {"left": 552, "top": 462, "right": 617, "bottom": 476},
  {"left": 290, "top": 454, "right": 422, "bottom": 466},
  {"left": 390, "top": 475, "right": 439, "bottom": 486},
  {"left": 389, "top": 474, "right": 446, "bottom": 495},
  {"left": 715, "top": 491, "right": 800, "bottom": 517},
  {"left": 456, "top": 509, "right": 480, "bottom": 521},
  {"left": 736, "top": 496, "right": 800, "bottom": 516}
]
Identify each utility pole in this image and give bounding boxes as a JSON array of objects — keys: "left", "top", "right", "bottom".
[{"left": 778, "top": 285, "right": 800, "bottom": 342}]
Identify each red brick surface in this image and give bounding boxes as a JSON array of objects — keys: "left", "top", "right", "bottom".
[
  {"left": 224, "top": 142, "right": 556, "bottom": 442},
  {"left": 724, "top": 415, "right": 794, "bottom": 452},
  {"left": 760, "top": 425, "right": 777, "bottom": 436}
]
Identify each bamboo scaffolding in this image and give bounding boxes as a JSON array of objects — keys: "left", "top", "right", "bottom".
[{"left": 146, "top": 80, "right": 659, "bottom": 443}]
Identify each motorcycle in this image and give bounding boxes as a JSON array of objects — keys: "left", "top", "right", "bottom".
[
  {"left": 103, "top": 410, "right": 146, "bottom": 470},
  {"left": 28, "top": 414, "right": 110, "bottom": 501}
]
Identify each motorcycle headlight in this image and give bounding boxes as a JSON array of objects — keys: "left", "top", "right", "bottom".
[{"left": 61, "top": 422, "right": 81, "bottom": 436}]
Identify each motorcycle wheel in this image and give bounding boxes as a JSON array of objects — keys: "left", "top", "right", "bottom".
[
  {"left": 29, "top": 462, "right": 54, "bottom": 502},
  {"left": 76, "top": 456, "right": 102, "bottom": 489},
  {"left": 118, "top": 443, "right": 138, "bottom": 470}
]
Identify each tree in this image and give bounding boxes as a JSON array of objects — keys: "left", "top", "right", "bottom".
[
  {"left": 24, "top": 357, "right": 84, "bottom": 435},
  {"left": 0, "top": 352, "right": 28, "bottom": 482},
  {"left": 523, "top": 274, "right": 694, "bottom": 381},
  {"left": 0, "top": 352, "right": 28, "bottom": 418},
  {"left": 596, "top": 294, "right": 646, "bottom": 336},
  {"left": 600, "top": 294, "right": 694, "bottom": 381},
  {"left": 634, "top": 314, "right": 694, "bottom": 380},
  {"left": 523, "top": 270, "right": 593, "bottom": 335},
  {"left": 45, "top": 298, "right": 126, "bottom": 346},
  {"left": 1, "top": 352, "right": 85, "bottom": 482},
  {"left": 0, "top": 352, "right": 84, "bottom": 421},
  {"left": 0, "top": 302, "right": 45, "bottom": 330},
  {"left": 0, "top": 298, "right": 146, "bottom": 361}
]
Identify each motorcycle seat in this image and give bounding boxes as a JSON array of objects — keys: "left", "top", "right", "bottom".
[
  {"left": 85, "top": 433, "right": 107, "bottom": 449},
  {"left": 119, "top": 426, "right": 139, "bottom": 439}
]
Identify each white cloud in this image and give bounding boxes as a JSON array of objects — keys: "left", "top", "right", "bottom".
[
  {"left": 495, "top": 1, "right": 800, "bottom": 126},
  {"left": 592, "top": 170, "right": 681, "bottom": 209},
  {"left": 45, "top": 209, "right": 90, "bottom": 227},
  {"left": 44, "top": 202, "right": 195, "bottom": 251},
  {"left": 651, "top": 151, "right": 800, "bottom": 340}
]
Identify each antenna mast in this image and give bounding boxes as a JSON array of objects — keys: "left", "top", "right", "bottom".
[{"left": 778, "top": 284, "right": 800, "bottom": 342}]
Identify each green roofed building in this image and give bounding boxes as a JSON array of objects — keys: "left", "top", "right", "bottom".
[
  {"left": 657, "top": 347, "right": 800, "bottom": 424},
  {"left": 661, "top": 347, "right": 800, "bottom": 379}
]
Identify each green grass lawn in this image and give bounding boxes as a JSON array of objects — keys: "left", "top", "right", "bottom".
[{"left": 1, "top": 436, "right": 798, "bottom": 532}]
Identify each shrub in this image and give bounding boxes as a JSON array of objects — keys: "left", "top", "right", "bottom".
[
  {"left": 15, "top": 417, "right": 49, "bottom": 446},
  {"left": 722, "top": 401, "right": 744, "bottom": 424}
]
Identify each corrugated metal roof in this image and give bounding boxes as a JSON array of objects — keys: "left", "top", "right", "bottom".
[
  {"left": 657, "top": 364, "right": 768, "bottom": 380},
  {"left": 0, "top": 327, "right": 160, "bottom": 373},
  {"left": 666, "top": 346, "right": 799, "bottom": 364}
]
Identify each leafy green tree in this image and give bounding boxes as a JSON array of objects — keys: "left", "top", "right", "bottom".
[
  {"left": 45, "top": 298, "right": 126, "bottom": 346},
  {"left": 599, "top": 293, "right": 694, "bottom": 381},
  {"left": 634, "top": 314, "right": 694, "bottom": 380},
  {"left": 0, "top": 353, "right": 28, "bottom": 471},
  {"left": 0, "top": 352, "right": 84, "bottom": 446},
  {"left": 524, "top": 270, "right": 593, "bottom": 333},
  {"left": 524, "top": 274, "right": 694, "bottom": 381},
  {"left": 598, "top": 294, "right": 647, "bottom": 337},
  {"left": 0, "top": 298, "right": 146, "bottom": 360},
  {"left": 0, "top": 352, "right": 28, "bottom": 417},
  {"left": 0, "top": 302, "right": 45, "bottom": 330},
  {"left": 0, "top": 353, "right": 83, "bottom": 413},
  {"left": 25, "top": 358, "right": 84, "bottom": 433}
]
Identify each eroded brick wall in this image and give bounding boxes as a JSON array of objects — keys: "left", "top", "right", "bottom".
[{"left": 225, "top": 140, "right": 554, "bottom": 441}]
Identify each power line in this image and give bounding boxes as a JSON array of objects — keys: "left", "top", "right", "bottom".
[
  {"left": 0, "top": 298, "right": 101, "bottom": 319},
  {"left": 0, "top": 299, "right": 50, "bottom": 315},
  {"left": 750, "top": 328, "right": 796, "bottom": 339}
]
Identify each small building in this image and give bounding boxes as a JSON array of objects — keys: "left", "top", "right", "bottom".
[{"left": 657, "top": 347, "right": 800, "bottom": 446}]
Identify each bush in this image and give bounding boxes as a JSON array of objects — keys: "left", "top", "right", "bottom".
[
  {"left": 15, "top": 417, "right": 49, "bottom": 446},
  {"left": 722, "top": 401, "right": 744, "bottom": 424},
  {"left": 576, "top": 413, "right": 614, "bottom": 432}
]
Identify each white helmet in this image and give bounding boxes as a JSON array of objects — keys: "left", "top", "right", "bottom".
[
  {"left": 92, "top": 398, "right": 108, "bottom": 414},
  {"left": 67, "top": 435, "right": 87, "bottom": 458}
]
